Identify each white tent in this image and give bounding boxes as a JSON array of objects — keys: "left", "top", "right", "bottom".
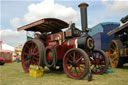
[{"left": 2, "top": 43, "right": 14, "bottom": 51}]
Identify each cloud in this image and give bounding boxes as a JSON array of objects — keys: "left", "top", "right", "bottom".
[
  {"left": 88, "top": 0, "right": 128, "bottom": 27},
  {"left": 102, "top": 0, "right": 128, "bottom": 14},
  {"left": 2, "top": 0, "right": 79, "bottom": 48},
  {"left": 24, "top": 0, "right": 78, "bottom": 24},
  {"left": 0, "top": 29, "right": 26, "bottom": 47},
  {"left": 10, "top": 17, "right": 21, "bottom": 28}
]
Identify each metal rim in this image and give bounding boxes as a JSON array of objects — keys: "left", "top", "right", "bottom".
[
  {"left": 109, "top": 40, "right": 118, "bottom": 67},
  {"left": 45, "top": 49, "right": 54, "bottom": 67},
  {"left": 87, "top": 37, "right": 94, "bottom": 50},
  {"left": 44, "top": 46, "right": 57, "bottom": 68},
  {"left": 21, "top": 39, "right": 45, "bottom": 73},
  {"left": 90, "top": 49, "right": 109, "bottom": 74},
  {"left": 63, "top": 48, "right": 89, "bottom": 79}
]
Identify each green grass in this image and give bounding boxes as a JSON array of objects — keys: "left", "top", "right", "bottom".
[{"left": 0, "top": 62, "right": 128, "bottom": 85}]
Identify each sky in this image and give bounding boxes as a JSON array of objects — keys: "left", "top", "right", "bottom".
[{"left": 0, "top": 0, "right": 128, "bottom": 47}]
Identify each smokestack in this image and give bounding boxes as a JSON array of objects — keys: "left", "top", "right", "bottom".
[{"left": 78, "top": 3, "right": 89, "bottom": 33}]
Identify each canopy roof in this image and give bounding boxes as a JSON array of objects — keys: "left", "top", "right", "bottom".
[
  {"left": 107, "top": 22, "right": 128, "bottom": 36},
  {"left": 17, "top": 18, "right": 69, "bottom": 33}
]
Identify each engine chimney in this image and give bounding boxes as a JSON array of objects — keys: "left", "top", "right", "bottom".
[{"left": 78, "top": 3, "right": 88, "bottom": 33}]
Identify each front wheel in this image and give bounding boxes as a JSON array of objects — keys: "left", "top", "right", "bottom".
[
  {"left": 90, "top": 49, "right": 109, "bottom": 74},
  {"left": 63, "top": 48, "right": 89, "bottom": 80}
]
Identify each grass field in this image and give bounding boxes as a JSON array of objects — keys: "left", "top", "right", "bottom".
[{"left": 0, "top": 62, "right": 128, "bottom": 85}]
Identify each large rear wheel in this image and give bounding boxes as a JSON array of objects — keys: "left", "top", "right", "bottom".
[
  {"left": 21, "top": 39, "right": 45, "bottom": 73},
  {"left": 63, "top": 48, "right": 89, "bottom": 80},
  {"left": 109, "top": 40, "right": 123, "bottom": 68}
]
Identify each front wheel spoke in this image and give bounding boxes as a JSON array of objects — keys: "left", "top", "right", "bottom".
[
  {"left": 76, "top": 56, "right": 82, "bottom": 63},
  {"left": 78, "top": 66, "right": 82, "bottom": 73},
  {"left": 67, "top": 58, "right": 72, "bottom": 63},
  {"left": 74, "top": 67, "right": 78, "bottom": 76},
  {"left": 73, "top": 52, "right": 76, "bottom": 61},
  {"left": 80, "top": 65, "right": 85, "bottom": 69}
]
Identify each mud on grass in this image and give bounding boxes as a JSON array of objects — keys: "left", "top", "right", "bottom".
[{"left": 0, "top": 62, "right": 128, "bottom": 85}]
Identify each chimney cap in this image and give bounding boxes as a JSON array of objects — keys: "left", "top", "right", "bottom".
[{"left": 78, "top": 3, "right": 89, "bottom": 8}]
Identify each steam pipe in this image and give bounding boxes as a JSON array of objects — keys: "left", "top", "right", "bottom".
[{"left": 78, "top": 3, "right": 89, "bottom": 33}]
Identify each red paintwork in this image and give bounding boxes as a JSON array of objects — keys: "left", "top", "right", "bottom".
[
  {"left": 47, "top": 51, "right": 53, "bottom": 61},
  {"left": 45, "top": 32, "right": 78, "bottom": 61}
]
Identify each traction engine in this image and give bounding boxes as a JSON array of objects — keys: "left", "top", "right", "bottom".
[
  {"left": 18, "top": 3, "right": 109, "bottom": 79},
  {"left": 108, "top": 15, "right": 128, "bottom": 68}
]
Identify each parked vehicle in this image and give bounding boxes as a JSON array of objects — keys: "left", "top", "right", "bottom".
[
  {"left": 107, "top": 15, "right": 128, "bottom": 68},
  {"left": 18, "top": 2, "right": 109, "bottom": 79},
  {"left": 0, "top": 57, "right": 5, "bottom": 65}
]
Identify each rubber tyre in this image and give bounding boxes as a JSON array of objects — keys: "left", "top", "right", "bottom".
[{"left": 21, "top": 39, "right": 45, "bottom": 73}]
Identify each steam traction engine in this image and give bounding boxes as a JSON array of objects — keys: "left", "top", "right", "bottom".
[
  {"left": 18, "top": 3, "right": 109, "bottom": 79},
  {"left": 108, "top": 15, "right": 128, "bottom": 68}
]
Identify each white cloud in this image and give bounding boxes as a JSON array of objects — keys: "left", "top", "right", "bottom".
[
  {"left": 0, "top": 29, "right": 26, "bottom": 47},
  {"left": 102, "top": 0, "right": 128, "bottom": 14},
  {"left": 10, "top": 17, "right": 21, "bottom": 28},
  {"left": 4, "top": 0, "right": 79, "bottom": 48},
  {"left": 24, "top": 0, "right": 78, "bottom": 24}
]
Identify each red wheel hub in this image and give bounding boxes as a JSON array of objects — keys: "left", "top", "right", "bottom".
[{"left": 47, "top": 51, "right": 53, "bottom": 61}]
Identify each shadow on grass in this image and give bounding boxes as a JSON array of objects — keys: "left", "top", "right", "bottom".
[
  {"left": 122, "top": 64, "right": 128, "bottom": 69},
  {"left": 44, "top": 69, "right": 65, "bottom": 75}
]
